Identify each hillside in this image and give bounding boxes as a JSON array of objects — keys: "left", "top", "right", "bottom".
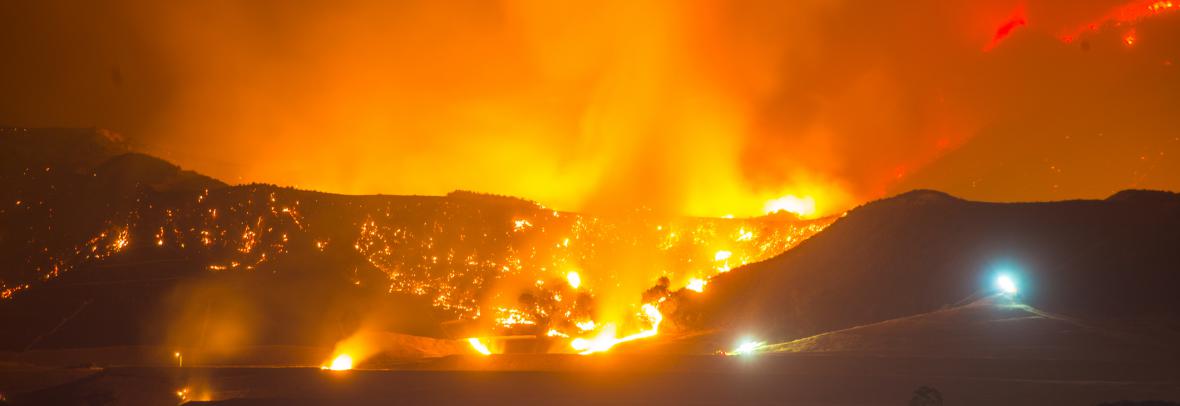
[
  {"left": 0, "top": 128, "right": 829, "bottom": 352},
  {"left": 690, "top": 189, "right": 1180, "bottom": 345}
]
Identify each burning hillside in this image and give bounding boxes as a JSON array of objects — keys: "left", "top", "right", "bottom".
[{"left": 0, "top": 128, "right": 832, "bottom": 358}]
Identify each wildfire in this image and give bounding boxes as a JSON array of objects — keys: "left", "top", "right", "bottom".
[
  {"left": 569, "top": 303, "right": 663, "bottom": 355},
  {"left": 714, "top": 250, "right": 734, "bottom": 273},
  {"left": 494, "top": 307, "right": 537, "bottom": 327},
  {"left": 1, "top": 183, "right": 836, "bottom": 360},
  {"left": 323, "top": 354, "right": 353, "bottom": 370},
  {"left": 566, "top": 271, "right": 582, "bottom": 289},
  {"left": 713, "top": 250, "right": 732, "bottom": 261},
  {"left": 467, "top": 338, "right": 492, "bottom": 355},
  {"left": 513, "top": 219, "right": 532, "bottom": 232},
  {"left": 765, "top": 195, "right": 817, "bottom": 218},
  {"left": 575, "top": 320, "right": 597, "bottom": 332},
  {"left": 1060, "top": 0, "right": 1179, "bottom": 44}
]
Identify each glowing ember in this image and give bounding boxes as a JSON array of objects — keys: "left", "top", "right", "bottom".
[
  {"left": 513, "top": 219, "right": 532, "bottom": 231},
  {"left": 467, "top": 338, "right": 492, "bottom": 355},
  {"left": 685, "top": 278, "right": 707, "bottom": 293},
  {"left": 765, "top": 195, "right": 817, "bottom": 217},
  {"left": 575, "top": 320, "right": 597, "bottom": 332},
  {"left": 714, "top": 250, "right": 732, "bottom": 262},
  {"left": 494, "top": 307, "right": 537, "bottom": 328},
  {"left": 1060, "top": 0, "right": 1180, "bottom": 43},
  {"left": 323, "top": 354, "right": 353, "bottom": 370},
  {"left": 566, "top": 271, "right": 582, "bottom": 289}
]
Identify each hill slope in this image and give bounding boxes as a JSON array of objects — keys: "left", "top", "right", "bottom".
[
  {"left": 691, "top": 189, "right": 1180, "bottom": 343},
  {"left": 0, "top": 128, "right": 829, "bottom": 351}
]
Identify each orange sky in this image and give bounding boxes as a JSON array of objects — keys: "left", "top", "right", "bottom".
[{"left": 2, "top": 0, "right": 1178, "bottom": 216}]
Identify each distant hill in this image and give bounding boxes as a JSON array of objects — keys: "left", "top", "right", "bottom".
[{"left": 688, "top": 189, "right": 1180, "bottom": 344}]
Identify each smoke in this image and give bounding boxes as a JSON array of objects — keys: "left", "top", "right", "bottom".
[{"left": 3, "top": 0, "right": 1178, "bottom": 215}]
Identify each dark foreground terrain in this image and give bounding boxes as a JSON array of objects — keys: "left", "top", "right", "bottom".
[{"left": 4, "top": 353, "right": 1179, "bottom": 406}]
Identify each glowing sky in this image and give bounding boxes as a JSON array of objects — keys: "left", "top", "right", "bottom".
[{"left": 1, "top": 0, "right": 1178, "bottom": 216}]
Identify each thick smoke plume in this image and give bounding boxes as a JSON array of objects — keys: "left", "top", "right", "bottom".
[{"left": 2, "top": 0, "right": 1178, "bottom": 215}]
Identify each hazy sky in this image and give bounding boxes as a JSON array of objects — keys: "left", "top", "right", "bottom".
[{"left": 2, "top": 0, "right": 1178, "bottom": 216}]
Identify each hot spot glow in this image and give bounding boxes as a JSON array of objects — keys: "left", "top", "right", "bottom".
[
  {"left": 467, "top": 338, "right": 492, "bottom": 355},
  {"left": 685, "top": 278, "right": 707, "bottom": 292},
  {"left": 566, "top": 271, "right": 582, "bottom": 289},
  {"left": 764, "top": 195, "right": 817, "bottom": 218},
  {"left": 323, "top": 354, "right": 353, "bottom": 370},
  {"left": 570, "top": 304, "right": 663, "bottom": 354},
  {"left": 714, "top": 250, "right": 732, "bottom": 262}
]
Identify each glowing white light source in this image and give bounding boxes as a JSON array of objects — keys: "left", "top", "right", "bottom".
[{"left": 996, "top": 274, "right": 1018, "bottom": 295}]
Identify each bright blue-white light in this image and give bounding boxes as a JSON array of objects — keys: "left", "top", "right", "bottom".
[{"left": 996, "top": 274, "right": 1018, "bottom": 295}]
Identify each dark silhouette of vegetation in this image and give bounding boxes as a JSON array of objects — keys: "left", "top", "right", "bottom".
[{"left": 909, "top": 386, "right": 943, "bottom": 406}]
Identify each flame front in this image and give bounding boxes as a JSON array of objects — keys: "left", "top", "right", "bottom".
[
  {"left": 765, "top": 196, "right": 818, "bottom": 218},
  {"left": 569, "top": 303, "right": 664, "bottom": 355},
  {"left": 324, "top": 354, "right": 353, "bottom": 371},
  {"left": 467, "top": 338, "right": 492, "bottom": 355}
]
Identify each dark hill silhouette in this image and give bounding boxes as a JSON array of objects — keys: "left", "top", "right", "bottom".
[
  {"left": 765, "top": 297, "right": 1178, "bottom": 361},
  {"left": 688, "top": 189, "right": 1180, "bottom": 344}
]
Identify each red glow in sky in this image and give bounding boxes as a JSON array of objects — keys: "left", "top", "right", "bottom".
[
  {"left": 1060, "top": 0, "right": 1177, "bottom": 42},
  {"left": 986, "top": 15, "right": 1028, "bottom": 51}
]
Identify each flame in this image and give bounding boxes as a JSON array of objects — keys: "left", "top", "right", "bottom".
[
  {"left": 467, "top": 338, "right": 492, "bottom": 355},
  {"left": 323, "top": 354, "right": 353, "bottom": 370},
  {"left": 764, "top": 195, "right": 817, "bottom": 217},
  {"left": 1060, "top": 0, "right": 1179, "bottom": 42},
  {"left": 513, "top": 219, "right": 533, "bottom": 232},
  {"left": 566, "top": 271, "right": 582, "bottom": 289},
  {"left": 569, "top": 303, "right": 663, "bottom": 355},
  {"left": 575, "top": 320, "right": 597, "bottom": 332},
  {"left": 685, "top": 278, "right": 707, "bottom": 293},
  {"left": 713, "top": 250, "right": 732, "bottom": 262}
]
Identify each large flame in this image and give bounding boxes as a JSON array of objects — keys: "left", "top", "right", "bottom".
[
  {"left": 323, "top": 354, "right": 353, "bottom": 371},
  {"left": 467, "top": 338, "right": 493, "bottom": 355},
  {"left": 569, "top": 303, "right": 663, "bottom": 355}
]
